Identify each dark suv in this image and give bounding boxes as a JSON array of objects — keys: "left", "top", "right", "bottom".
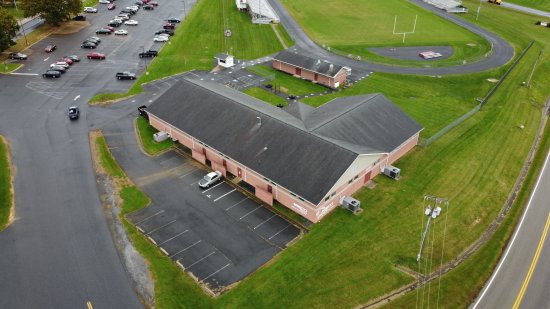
[
  {"left": 68, "top": 106, "right": 80, "bottom": 120},
  {"left": 116, "top": 72, "right": 137, "bottom": 80},
  {"left": 155, "top": 29, "right": 174, "bottom": 36},
  {"left": 138, "top": 50, "right": 158, "bottom": 58}
]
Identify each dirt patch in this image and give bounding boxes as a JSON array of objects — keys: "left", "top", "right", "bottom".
[
  {"left": 52, "top": 21, "right": 90, "bottom": 35},
  {"left": 0, "top": 135, "right": 15, "bottom": 230},
  {"left": 89, "top": 130, "right": 155, "bottom": 308}
]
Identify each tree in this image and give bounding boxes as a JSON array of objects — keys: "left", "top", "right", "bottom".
[
  {"left": 0, "top": 7, "right": 19, "bottom": 52},
  {"left": 19, "top": 0, "right": 82, "bottom": 26}
]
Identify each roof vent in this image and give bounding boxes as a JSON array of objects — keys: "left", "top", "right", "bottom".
[{"left": 328, "top": 63, "right": 334, "bottom": 74}]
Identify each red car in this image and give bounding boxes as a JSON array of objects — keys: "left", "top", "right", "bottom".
[
  {"left": 163, "top": 23, "right": 175, "bottom": 29},
  {"left": 107, "top": 3, "right": 116, "bottom": 10},
  {"left": 142, "top": 0, "right": 150, "bottom": 3},
  {"left": 44, "top": 44, "right": 56, "bottom": 53},
  {"left": 59, "top": 57, "right": 73, "bottom": 65},
  {"left": 104, "top": 26, "right": 115, "bottom": 32},
  {"left": 87, "top": 52, "right": 106, "bottom": 60}
]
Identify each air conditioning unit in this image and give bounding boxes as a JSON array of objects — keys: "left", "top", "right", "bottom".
[
  {"left": 153, "top": 131, "right": 169, "bottom": 142},
  {"left": 341, "top": 196, "right": 362, "bottom": 214},
  {"left": 383, "top": 165, "right": 401, "bottom": 180}
]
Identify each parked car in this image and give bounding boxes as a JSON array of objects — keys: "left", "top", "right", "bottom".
[
  {"left": 108, "top": 20, "right": 122, "bottom": 27},
  {"left": 163, "top": 23, "right": 175, "bottom": 29},
  {"left": 49, "top": 65, "right": 67, "bottom": 73},
  {"left": 124, "top": 19, "right": 139, "bottom": 25},
  {"left": 155, "top": 29, "right": 174, "bottom": 36},
  {"left": 107, "top": 3, "right": 116, "bottom": 10},
  {"left": 120, "top": 9, "right": 135, "bottom": 15},
  {"left": 166, "top": 18, "right": 181, "bottom": 23},
  {"left": 68, "top": 106, "right": 80, "bottom": 120},
  {"left": 104, "top": 26, "right": 116, "bottom": 32},
  {"left": 149, "top": 1, "right": 159, "bottom": 6},
  {"left": 84, "top": 7, "right": 98, "bottom": 13},
  {"left": 142, "top": 0, "right": 150, "bottom": 3},
  {"left": 85, "top": 38, "right": 100, "bottom": 44},
  {"left": 198, "top": 171, "right": 222, "bottom": 189},
  {"left": 143, "top": 5, "right": 154, "bottom": 10},
  {"left": 42, "top": 70, "right": 61, "bottom": 78},
  {"left": 50, "top": 61, "right": 69, "bottom": 68},
  {"left": 65, "top": 55, "right": 81, "bottom": 62},
  {"left": 114, "top": 29, "right": 128, "bottom": 35},
  {"left": 135, "top": 0, "right": 144, "bottom": 5},
  {"left": 138, "top": 105, "right": 148, "bottom": 119},
  {"left": 44, "top": 44, "right": 56, "bottom": 53},
  {"left": 138, "top": 49, "right": 158, "bottom": 58},
  {"left": 127, "top": 5, "right": 140, "bottom": 11},
  {"left": 9, "top": 52, "right": 27, "bottom": 60},
  {"left": 116, "top": 71, "right": 136, "bottom": 80},
  {"left": 88, "top": 36, "right": 102, "bottom": 43},
  {"left": 87, "top": 52, "right": 106, "bottom": 60},
  {"left": 99, "top": 0, "right": 111, "bottom": 3},
  {"left": 81, "top": 41, "right": 97, "bottom": 49},
  {"left": 116, "top": 14, "right": 130, "bottom": 21},
  {"left": 96, "top": 28, "right": 112, "bottom": 34},
  {"left": 59, "top": 57, "right": 73, "bottom": 65},
  {"left": 153, "top": 35, "right": 169, "bottom": 42},
  {"left": 73, "top": 15, "right": 87, "bottom": 21}
]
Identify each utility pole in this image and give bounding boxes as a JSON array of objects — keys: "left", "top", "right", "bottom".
[
  {"left": 417, "top": 196, "right": 448, "bottom": 263},
  {"left": 13, "top": 0, "right": 28, "bottom": 46}
]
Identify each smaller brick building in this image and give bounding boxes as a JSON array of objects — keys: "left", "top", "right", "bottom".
[
  {"left": 272, "top": 50, "right": 350, "bottom": 89},
  {"left": 146, "top": 78, "right": 422, "bottom": 223}
]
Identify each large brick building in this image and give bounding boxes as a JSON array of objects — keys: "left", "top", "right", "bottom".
[
  {"left": 272, "top": 50, "right": 350, "bottom": 89},
  {"left": 146, "top": 78, "right": 422, "bottom": 223}
]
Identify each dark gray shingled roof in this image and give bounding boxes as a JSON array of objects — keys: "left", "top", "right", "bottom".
[
  {"left": 147, "top": 78, "right": 422, "bottom": 204},
  {"left": 273, "top": 50, "right": 345, "bottom": 78},
  {"left": 147, "top": 79, "right": 357, "bottom": 204}
]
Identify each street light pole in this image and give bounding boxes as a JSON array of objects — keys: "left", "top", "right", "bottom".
[{"left": 13, "top": 0, "right": 28, "bottom": 46}]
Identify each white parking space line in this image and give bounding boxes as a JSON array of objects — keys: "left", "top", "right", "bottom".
[
  {"left": 10, "top": 73, "right": 39, "bottom": 76},
  {"left": 214, "top": 189, "right": 236, "bottom": 202},
  {"left": 134, "top": 210, "right": 165, "bottom": 225},
  {"left": 226, "top": 197, "right": 248, "bottom": 211},
  {"left": 73, "top": 95, "right": 80, "bottom": 101},
  {"left": 201, "top": 264, "right": 231, "bottom": 282},
  {"left": 178, "top": 169, "right": 199, "bottom": 178},
  {"left": 145, "top": 219, "right": 177, "bottom": 235},
  {"left": 186, "top": 251, "right": 215, "bottom": 269},
  {"left": 239, "top": 205, "right": 262, "bottom": 220},
  {"left": 202, "top": 182, "right": 223, "bottom": 193},
  {"left": 157, "top": 230, "right": 189, "bottom": 246},
  {"left": 268, "top": 224, "right": 291, "bottom": 240},
  {"left": 43, "top": 57, "right": 49, "bottom": 62},
  {"left": 253, "top": 214, "right": 277, "bottom": 230},
  {"left": 170, "top": 240, "right": 202, "bottom": 258}
]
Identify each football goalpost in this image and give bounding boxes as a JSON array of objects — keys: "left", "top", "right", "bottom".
[{"left": 393, "top": 15, "right": 418, "bottom": 44}]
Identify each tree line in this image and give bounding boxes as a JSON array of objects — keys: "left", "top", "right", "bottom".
[{"left": 1, "top": 0, "right": 83, "bottom": 52}]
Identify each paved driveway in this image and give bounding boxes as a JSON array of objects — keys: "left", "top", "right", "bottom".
[{"left": 103, "top": 115, "right": 300, "bottom": 293}]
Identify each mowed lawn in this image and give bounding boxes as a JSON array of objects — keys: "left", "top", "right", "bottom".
[
  {"left": 247, "top": 64, "right": 328, "bottom": 95},
  {"left": 243, "top": 87, "right": 287, "bottom": 106},
  {"left": 506, "top": 0, "right": 550, "bottom": 11},
  {"left": 129, "top": 0, "right": 283, "bottom": 93},
  {"left": 0, "top": 135, "right": 12, "bottom": 230},
  {"left": 280, "top": 0, "right": 490, "bottom": 63}
]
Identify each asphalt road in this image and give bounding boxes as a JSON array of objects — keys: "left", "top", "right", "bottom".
[
  {"left": 471, "top": 146, "right": 550, "bottom": 309},
  {"left": 0, "top": 0, "right": 191, "bottom": 307},
  {"left": 267, "top": 0, "right": 515, "bottom": 75}
]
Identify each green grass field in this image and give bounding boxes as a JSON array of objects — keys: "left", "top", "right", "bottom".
[
  {"left": 506, "top": 0, "right": 550, "bottom": 11},
  {"left": 4, "top": 6, "right": 24, "bottom": 19},
  {"left": 0, "top": 135, "right": 12, "bottom": 231},
  {"left": 279, "top": 0, "right": 491, "bottom": 65},
  {"left": 135, "top": 117, "right": 173, "bottom": 156},
  {"left": 243, "top": 87, "right": 287, "bottom": 107},
  {"left": 95, "top": 0, "right": 550, "bottom": 308},
  {"left": 96, "top": 135, "right": 125, "bottom": 178},
  {"left": 247, "top": 64, "right": 329, "bottom": 95},
  {"left": 0, "top": 63, "right": 22, "bottom": 74},
  {"left": 127, "top": 0, "right": 284, "bottom": 95}
]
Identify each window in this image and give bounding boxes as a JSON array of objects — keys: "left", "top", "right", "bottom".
[
  {"left": 348, "top": 179, "right": 353, "bottom": 184},
  {"left": 354, "top": 175, "right": 359, "bottom": 180},
  {"left": 290, "top": 193, "right": 297, "bottom": 197},
  {"left": 324, "top": 196, "right": 330, "bottom": 202},
  {"left": 298, "top": 197, "right": 305, "bottom": 202},
  {"left": 331, "top": 192, "right": 336, "bottom": 197}
]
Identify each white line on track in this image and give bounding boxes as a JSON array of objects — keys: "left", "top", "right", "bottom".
[
  {"left": 226, "top": 197, "right": 248, "bottom": 211},
  {"left": 145, "top": 220, "right": 177, "bottom": 235},
  {"left": 158, "top": 230, "right": 189, "bottom": 246},
  {"left": 202, "top": 264, "right": 231, "bottom": 282},
  {"left": 186, "top": 252, "right": 215, "bottom": 269},
  {"left": 214, "top": 189, "right": 236, "bottom": 202},
  {"left": 269, "top": 224, "right": 291, "bottom": 240},
  {"left": 170, "top": 240, "right": 201, "bottom": 258}
]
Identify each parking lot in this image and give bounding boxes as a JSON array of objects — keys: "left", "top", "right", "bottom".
[
  {"left": 103, "top": 116, "right": 300, "bottom": 293},
  {"left": 11, "top": 0, "right": 189, "bottom": 100}
]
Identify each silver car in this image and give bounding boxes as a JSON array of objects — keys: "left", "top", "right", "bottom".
[{"left": 198, "top": 171, "right": 222, "bottom": 189}]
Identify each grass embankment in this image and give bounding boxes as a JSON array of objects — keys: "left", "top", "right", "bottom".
[
  {"left": 135, "top": 117, "right": 173, "bottom": 156},
  {"left": 88, "top": 93, "right": 132, "bottom": 105},
  {"left": 242, "top": 87, "right": 287, "bottom": 107},
  {"left": 272, "top": 24, "right": 294, "bottom": 48},
  {"left": 0, "top": 63, "right": 22, "bottom": 74},
  {"left": 507, "top": 0, "right": 550, "bottom": 11},
  {"left": 0, "top": 135, "right": 13, "bottom": 231},
  {"left": 83, "top": 0, "right": 99, "bottom": 7},
  {"left": 280, "top": 0, "right": 491, "bottom": 66},
  {"left": 93, "top": 131, "right": 214, "bottom": 308},
  {"left": 247, "top": 64, "right": 328, "bottom": 95}
]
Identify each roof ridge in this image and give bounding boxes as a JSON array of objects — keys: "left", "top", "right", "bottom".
[{"left": 307, "top": 93, "right": 380, "bottom": 132}]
